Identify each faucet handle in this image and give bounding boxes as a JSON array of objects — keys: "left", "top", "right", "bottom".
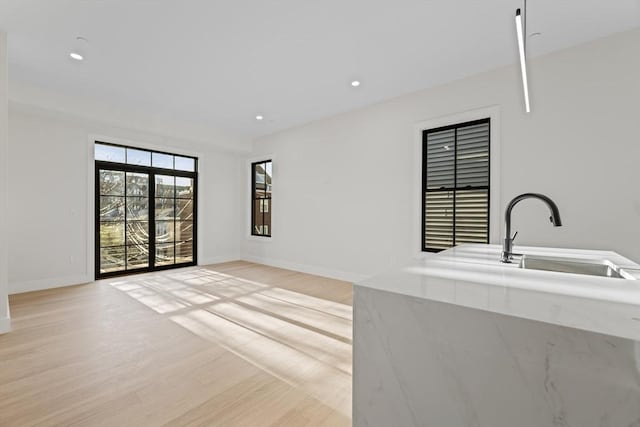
[{"left": 511, "top": 231, "right": 518, "bottom": 241}]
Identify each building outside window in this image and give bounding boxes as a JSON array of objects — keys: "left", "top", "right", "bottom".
[{"left": 251, "top": 160, "right": 272, "bottom": 237}]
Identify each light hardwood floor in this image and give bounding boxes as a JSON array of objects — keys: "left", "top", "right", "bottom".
[{"left": 0, "top": 262, "right": 353, "bottom": 426}]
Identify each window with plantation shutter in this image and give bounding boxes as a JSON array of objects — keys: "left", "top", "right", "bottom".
[{"left": 422, "top": 119, "right": 490, "bottom": 252}]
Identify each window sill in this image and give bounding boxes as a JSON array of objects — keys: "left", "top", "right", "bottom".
[{"left": 247, "top": 235, "right": 272, "bottom": 243}]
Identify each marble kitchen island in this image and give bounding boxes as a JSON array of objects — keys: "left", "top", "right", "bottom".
[{"left": 353, "top": 244, "right": 640, "bottom": 427}]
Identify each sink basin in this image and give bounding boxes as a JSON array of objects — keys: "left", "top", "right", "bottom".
[{"left": 518, "top": 255, "right": 636, "bottom": 279}]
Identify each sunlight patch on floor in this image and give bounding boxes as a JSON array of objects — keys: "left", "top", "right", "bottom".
[
  {"left": 171, "top": 307, "right": 351, "bottom": 417},
  {"left": 106, "top": 265, "right": 353, "bottom": 418}
]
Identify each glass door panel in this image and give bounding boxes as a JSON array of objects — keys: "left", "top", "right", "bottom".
[
  {"left": 175, "top": 177, "right": 195, "bottom": 264},
  {"left": 155, "top": 175, "right": 175, "bottom": 266},
  {"left": 176, "top": 241, "right": 193, "bottom": 263},
  {"left": 125, "top": 172, "right": 149, "bottom": 270},
  {"left": 99, "top": 170, "right": 126, "bottom": 274},
  {"left": 153, "top": 175, "right": 195, "bottom": 267},
  {"left": 155, "top": 245, "right": 175, "bottom": 267},
  {"left": 98, "top": 169, "right": 150, "bottom": 274},
  {"left": 100, "top": 246, "right": 125, "bottom": 273}
]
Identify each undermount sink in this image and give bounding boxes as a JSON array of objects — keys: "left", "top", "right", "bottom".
[{"left": 518, "top": 255, "right": 636, "bottom": 280}]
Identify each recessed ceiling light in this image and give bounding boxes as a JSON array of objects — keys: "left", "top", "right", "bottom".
[
  {"left": 255, "top": 115, "right": 264, "bottom": 121},
  {"left": 351, "top": 80, "right": 361, "bottom": 87},
  {"left": 70, "top": 36, "right": 88, "bottom": 62}
]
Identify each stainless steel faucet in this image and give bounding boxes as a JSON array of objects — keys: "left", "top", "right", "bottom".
[{"left": 501, "top": 193, "right": 563, "bottom": 263}]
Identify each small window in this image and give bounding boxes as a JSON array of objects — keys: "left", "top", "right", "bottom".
[
  {"left": 175, "top": 156, "right": 195, "bottom": 172},
  {"left": 252, "top": 160, "right": 272, "bottom": 237},
  {"left": 422, "top": 119, "right": 490, "bottom": 252},
  {"left": 152, "top": 152, "right": 174, "bottom": 169},
  {"left": 95, "top": 144, "right": 125, "bottom": 163},
  {"left": 126, "top": 148, "right": 151, "bottom": 166}
]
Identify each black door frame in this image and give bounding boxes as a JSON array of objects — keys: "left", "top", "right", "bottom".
[{"left": 95, "top": 150, "right": 198, "bottom": 279}]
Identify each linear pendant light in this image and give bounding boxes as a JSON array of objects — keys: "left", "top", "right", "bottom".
[{"left": 515, "top": 6, "right": 530, "bottom": 113}]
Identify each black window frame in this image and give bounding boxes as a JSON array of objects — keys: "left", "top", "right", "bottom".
[
  {"left": 422, "top": 118, "right": 490, "bottom": 252},
  {"left": 95, "top": 141, "right": 198, "bottom": 279},
  {"left": 251, "top": 160, "right": 272, "bottom": 238}
]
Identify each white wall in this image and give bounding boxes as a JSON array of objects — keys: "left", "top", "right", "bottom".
[
  {"left": 6, "top": 27, "right": 640, "bottom": 297},
  {"left": 10, "top": 79, "right": 247, "bottom": 154},
  {"left": 0, "top": 31, "right": 10, "bottom": 332},
  {"left": 245, "top": 28, "right": 640, "bottom": 280},
  {"left": 7, "top": 103, "right": 246, "bottom": 294}
]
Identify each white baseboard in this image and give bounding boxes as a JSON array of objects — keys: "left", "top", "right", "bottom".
[
  {"left": 241, "top": 255, "right": 368, "bottom": 283},
  {"left": 9, "top": 274, "right": 92, "bottom": 295},
  {"left": 7, "top": 254, "right": 240, "bottom": 295},
  {"left": 7, "top": 255, "right": 363, "bottom": 295},
  {"left": 198, "top": 254, "right": 242, "bottom": 266},
  {"left": 0, "top": 315, "right": 11, "bottom": 334}
]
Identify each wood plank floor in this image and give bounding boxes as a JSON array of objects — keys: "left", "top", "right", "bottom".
[{"left": 0, "top": 262, "right": 353, "bottom": 426}]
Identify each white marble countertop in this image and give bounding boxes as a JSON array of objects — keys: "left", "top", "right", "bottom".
[{"left": 357, "top": 244, "right": 640, "bottom": 341}]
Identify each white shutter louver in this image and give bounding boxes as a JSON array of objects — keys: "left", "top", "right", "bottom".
[{"left": 423, "top": 120, "right": 489, "bottom": 251}]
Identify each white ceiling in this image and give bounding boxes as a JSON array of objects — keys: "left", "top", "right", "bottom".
[{"left": 1, "top": 0, "right": 639, "bottom": 140}]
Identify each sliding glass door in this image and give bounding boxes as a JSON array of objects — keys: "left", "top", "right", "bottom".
[
  {"left": 98, "top": 170, "right": 150, "bottom": 273},
  {"left": 95, "top": 143, "right": 197, "bottom": 278},
  {"left": 154, "top": 174, "right": 195, "bottom": 267}
]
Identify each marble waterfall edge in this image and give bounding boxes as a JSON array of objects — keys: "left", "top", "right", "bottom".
[{"left": 353, "top": 286, "right": 640, "bottom": 427}]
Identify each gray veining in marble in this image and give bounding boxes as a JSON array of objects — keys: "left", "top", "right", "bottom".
[{"left": 353, "top": 285, "right": 640, "bottom": 427}]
